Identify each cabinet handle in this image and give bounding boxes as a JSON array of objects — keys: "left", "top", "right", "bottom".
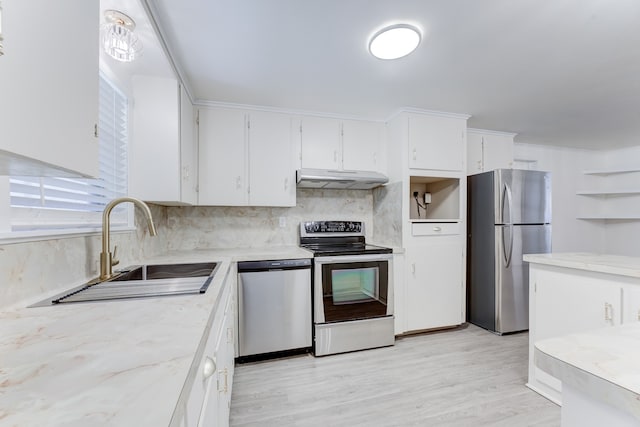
[
  {"left": 284, "top": 177, "right": 288, "bottom": 191},
  {"left": 433, "top": 226, "right": 442, "bottom": 232},
  {"left": 411, "top": 263, "right": 416, "bottom": 275},
  {"left": 412, "top": 148, "right": 417, "bottom": 161},
  {"left": 218, "top": 368, "right": 228, "bottom": 393},
  {"left": 236, "top": 176, "right": 241, "bottom": 189},
  {"left": 227, "top": 327, "right": 233, "bottom": 344},
  {"left": 333, "top": 150, "right": 338, "bottom": 163},
  {"left": 604, "top": 302, "right": 613, "bottom": 322},
  {"left": 203, "top": 357, "right": 216, "bottom": 378},
  {"left": 373, "top": 152, "right": 377, "bottom": 165}
]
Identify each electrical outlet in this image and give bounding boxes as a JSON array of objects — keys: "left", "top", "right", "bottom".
[
  {"left": 424, "top": 192, "right": 432, "bottom": 204},
  {"left": 279, "top": 217, "right": 287, "bottom": 228}
]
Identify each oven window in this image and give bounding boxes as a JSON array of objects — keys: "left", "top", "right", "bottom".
[{"left": 322, "top": 261, "right": 388, "bottom": 322}]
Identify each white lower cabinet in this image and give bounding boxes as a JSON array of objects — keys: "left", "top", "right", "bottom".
[
  {"left": 528, "top": 264, "right": 627, "bottom": 404},
  {"left": 404, "top": 236, "right": 463, "bottom": 332},
  {"left": 176, "top": 274, "right": 235, "bottom": 427},
  {"left": 199, "top": 292, "right": 235, "bottom": 426}
]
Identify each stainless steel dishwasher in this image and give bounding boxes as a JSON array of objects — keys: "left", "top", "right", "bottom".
[{"left": 237, "top": 258, "right": 312, "bottom": 359}]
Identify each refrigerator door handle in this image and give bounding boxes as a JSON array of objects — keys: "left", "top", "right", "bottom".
[
  {"left": 501, "top": 225, "right": 514, "bottom": 268},
  {"left": 502, "top": 182, "right": 513, "bottom": 224}
]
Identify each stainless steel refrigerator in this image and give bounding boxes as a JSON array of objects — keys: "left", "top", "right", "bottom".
[{"left": 467, "top": 169, "right": 551, "bottom": 334}]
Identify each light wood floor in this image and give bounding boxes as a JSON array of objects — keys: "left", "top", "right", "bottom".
[{"left": 230, "top": 324, "right": 560, "bottom": 426}]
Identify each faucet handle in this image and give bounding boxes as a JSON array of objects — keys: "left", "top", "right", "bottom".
[{"left": 112, "top": 245, "right": 120, "bottom": 267}]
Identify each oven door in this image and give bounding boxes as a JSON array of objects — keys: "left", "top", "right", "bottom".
[{"left": 314, "top": 253, "right": 393, "bottom": 324}]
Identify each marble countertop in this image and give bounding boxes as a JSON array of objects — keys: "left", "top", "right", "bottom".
[
  {"left": 0, "top": 246, "right": 313, "bottom": 426},
  {"left": 535, "top": 323, "right": 640, "bottom": 421},
  {"left": 523, "top": 252, "right": 640, "bottom": 279}
]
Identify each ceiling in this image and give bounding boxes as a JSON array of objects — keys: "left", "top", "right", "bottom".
[{"left": 140, "top": 0, "right": 640, "bottom": 150}]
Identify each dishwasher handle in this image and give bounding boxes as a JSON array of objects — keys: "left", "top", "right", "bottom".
[{"left": 237, "top": 258, "right": 312, "bottom": 272}]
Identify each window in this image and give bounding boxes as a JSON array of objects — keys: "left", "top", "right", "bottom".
[{"left": 8, "top": 74, "right": 130, "bottom": 232}]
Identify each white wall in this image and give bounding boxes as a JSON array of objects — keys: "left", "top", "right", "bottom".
[
  {"left": 514, "top": 143, "right": 605, "bottom": 253},
  {"left": 601, "top": 145, "right": 640, "bottom": 256}
]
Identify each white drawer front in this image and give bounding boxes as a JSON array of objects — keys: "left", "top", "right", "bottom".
[{"left": 411, "top": 222, "right": 460, "bottom": 236}]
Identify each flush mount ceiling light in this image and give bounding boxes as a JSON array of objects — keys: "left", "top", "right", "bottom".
[
  {"left": 101, "top": 10, "right": 142, "bottom": 62},
  {"left": 369, "top": 24, "right": 421, "bottom": 60}
]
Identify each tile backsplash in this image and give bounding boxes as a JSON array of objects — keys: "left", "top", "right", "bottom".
[
  {"left": 164, "top": 188, "right": 374, "bottom": 250},
  {"left": 0, "top": 189, "right": 375, "bottom": 308}
]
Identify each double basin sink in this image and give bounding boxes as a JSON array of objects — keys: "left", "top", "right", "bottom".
[{"left": 36, "top": 262, "right": 219, "bottom": 306}]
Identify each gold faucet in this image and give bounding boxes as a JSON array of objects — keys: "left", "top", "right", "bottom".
[{"left": 100, "top": 197, "right": 157, "bottom": 281}]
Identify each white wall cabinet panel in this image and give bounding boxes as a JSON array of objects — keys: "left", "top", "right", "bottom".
[
  {"left": 408, "top": 114, "right": 465, "bottom": 172},
  {"left": 405, "top": 237, "right": 463, "bottom": 332},
  {"left": 300, "top": 116, "right": 342, "bottom": 169},
  {"left": 130, "top": 76, "right": 181, "bottom": 203},
  {"left": 130, "top": 79, "right": 198, "bottom": 205},
  {"left": 248, "top": 112, "right": 296, "bottom": 207},
  {"left": 342, "top": 120, "right": 382, "bottom": 171},
  {"left": 198, "top": 108, "right": 248, "bottom": 206},
  {"left": 180, "top": 86, "right": 199, "bottom": 205},
  {"left": 198, "top": 107, "right": 296, "bottom": 207},
  {"left": 0, "top": 0, "right": 99, "bottom": 177},
  {"left": 467, "top": 129, "right": 515, "bottom": 175}
]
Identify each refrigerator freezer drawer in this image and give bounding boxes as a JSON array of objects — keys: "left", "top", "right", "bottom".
[{"left": 412, "top": 222, "right": 460, "bottom": 236}]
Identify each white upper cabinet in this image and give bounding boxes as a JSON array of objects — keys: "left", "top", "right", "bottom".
[
  {"left": 198, "top": 107, "right": 296, "bottom": 207},
  {"left": 180, "top": 86, "right": 198, "bottom": 205},
  {"left": 129, "top": 78, "right": 197, "bottom": 205},
  {"left": 408, "top": 113, "right": 466, "bottom": 172},
  {"left": 342, "top": 120, "right": 382, "bottom": 172},
  {"left": 300, "top": 116, "right": 342, "bottom": 170},
  {"left": 0, "top": 0, "right": 99, "bottom": 177},
  {"left": 248, "top": 111, "right": 296, "bottom": 206},
  {"left": 198, "top": 108, "right": 248, "bottom": 206},
  {"left": 467, "top": 129, "right": 515, "bottom": 175},
  {"left": 300, "top": 116, "right": 384, "bottom": 172}
]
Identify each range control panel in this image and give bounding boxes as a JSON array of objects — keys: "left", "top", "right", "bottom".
[{"left": 302, "top": 221, "right": 363, "bottom": 235}]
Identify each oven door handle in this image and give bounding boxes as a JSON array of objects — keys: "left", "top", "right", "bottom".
[{"left": 314, "top": 254, "right": 393, "bottom": 264}]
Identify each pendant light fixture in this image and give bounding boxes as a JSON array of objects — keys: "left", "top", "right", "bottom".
[
  {"left": 369, "top": 24, "right": 421, "bottom": 60},
  {"left": 101, "top": 10, "right": 142, "bottom": 62}
]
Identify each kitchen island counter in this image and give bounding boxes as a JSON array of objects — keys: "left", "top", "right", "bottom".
[
  {"left": 536, "top": 323, "right": 640, "bottom": 426},
  {"left": 523, "top": 252, "right": 640, "bottom": 279}
]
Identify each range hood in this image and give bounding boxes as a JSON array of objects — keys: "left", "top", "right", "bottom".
[{"left": 296, "top": 168, "right": 389, "bottom": 190}]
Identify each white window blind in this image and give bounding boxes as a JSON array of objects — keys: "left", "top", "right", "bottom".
[{"left": 9, "top": 74, "right": 129, "bottom": 231}]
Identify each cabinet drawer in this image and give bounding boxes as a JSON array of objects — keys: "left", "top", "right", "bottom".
[{"left": 411, "top": 222, "right": 460, "bottom": 236}]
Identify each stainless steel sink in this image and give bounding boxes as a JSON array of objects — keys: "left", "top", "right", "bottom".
[{"left": 34, "top": 262, "right": 219, "bottom": 306}]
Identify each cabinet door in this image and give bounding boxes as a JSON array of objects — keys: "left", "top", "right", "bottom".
[
  {"left": 130, "top": 76, "right": 181, "bottom": 202},
  {"left": 405, "top": 237, "right": 463, "bottom": 331},
  {"left": 342, "top": 120, "right": 381, "bottom": 171},
  {"left": 199, "top": 294, "right": 234, "bottom": 427},
  {"left": 0, "top": 0, "right": 99, "bottom": 177},
  {"left": 482, "top": 133, "right": 514, "bottom": 172},
  {"left": 408, "top": 114, "right": 465, "bottom": 171},
  {"left": 180, "top": 86, "right": 198, "bottom": 205},
  {"left": 466, "top": 132, "right": 484, "bottom": 175},
  {"left": 622, "top": 285, "right": 640, "bottom": 324},
  {"left": 300, "top": 116, "right": 342, "bottom": 169},
  {"left": 198, "top": 108, "right": 248, "bottom": 206},
  {"left": 248, "top": 111, "right": 296, "bottom": 206},
  {"left": 534, "top": 270, "right": 621, "bottom": 343}
]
